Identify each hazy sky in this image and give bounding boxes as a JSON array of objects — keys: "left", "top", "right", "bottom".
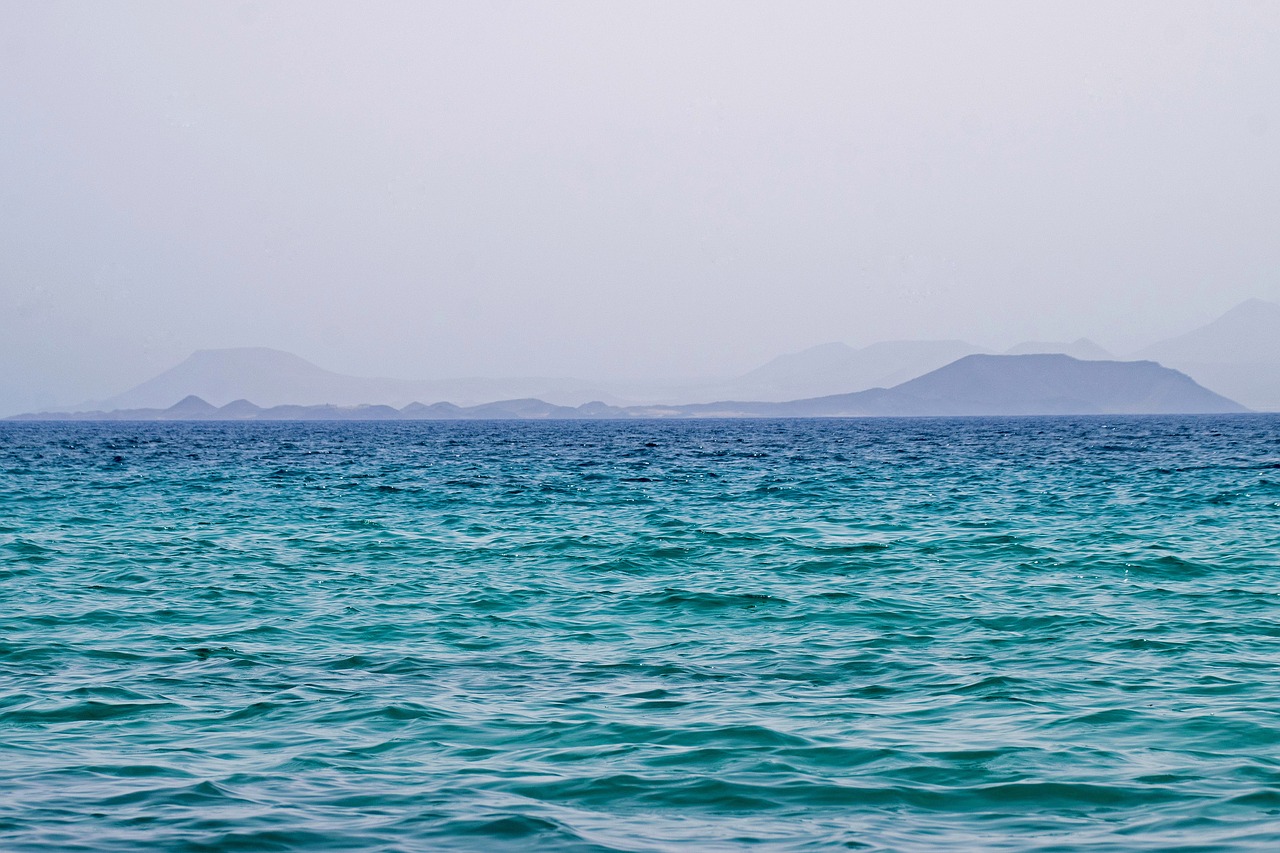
[{"left": 3, "top": 1, "right": 1278, "bottom": 411}]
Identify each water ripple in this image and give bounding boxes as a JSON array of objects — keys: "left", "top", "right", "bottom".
[{"left": 2, "top": 417, "right": 1280, "bottom": 850}]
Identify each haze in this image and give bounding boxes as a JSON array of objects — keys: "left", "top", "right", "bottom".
[{"left": 3, "top": 1, "right": 1278, "bottom": 414}]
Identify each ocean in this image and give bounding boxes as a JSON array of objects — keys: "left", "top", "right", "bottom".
[{"left": 2, "top": 417, "right": 1280, "bottom": 851}]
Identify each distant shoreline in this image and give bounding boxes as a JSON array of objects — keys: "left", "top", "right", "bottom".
[
  {"left": 7, "top": 354, "right": 1251, "bottom": 420},
  {"left": 9, "top": 412, "right": 1272, "bottom": 424}
]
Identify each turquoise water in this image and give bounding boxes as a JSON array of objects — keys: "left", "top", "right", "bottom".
[{"left": 3, "top": 417, "right": 1280, "bottom": 851}]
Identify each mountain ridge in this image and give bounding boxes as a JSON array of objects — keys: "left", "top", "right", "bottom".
[
  {"left": 82, "top": 347, "right": 629, "bottom": 410},
  {"left": 13, "top": 354, "right": 1246, "bottom": 420},
  {"left": 41, "top": 298, "right": 1280, "bottom": 414},
  {"left": 1131, "top": 299, "right": 1280, "bottom": 411}
]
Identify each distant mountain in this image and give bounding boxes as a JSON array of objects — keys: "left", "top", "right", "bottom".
[
  {"left": 1134, "top": 299, "right": 1280, "bottom": 411},
  {"left": 873, "top": 354, "right": 1242, "bottom": 415},
  {"left": 656, "top": 354, "right": 1246, "bottom": 417},
  {"left": 1137, "top": 299, "right": 1280, "bottom": 364},
  {"left": 82, "top": 347, "right": 626, "bottom": 410},
  {"left": 166, "top": 394, "right": 220, "bottom": 418},
  {"left": 1005, "top": 338, "right": 1112, "bottom": 360},
  {"left": 11, "top": 395, "right": 624, "bottom": 422},
  {"left": 13, "top": 354, "right": 1245, "bottom": 420},
  {"left": 90, "top": 348, "right": 412, "bottom": 410},
  {"left": 70, "top": 340, "right": 999, "bottom": 414},
  {"left": 39, "top": 297, "right": 1277, "bottom": 416},
  {"left": 684, "top": 339, "right": 987, "bottom": 402}
]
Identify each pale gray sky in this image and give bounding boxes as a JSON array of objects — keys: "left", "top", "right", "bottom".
[{"left": 3, "top": 1, "right": 1278, "bottom": 412}]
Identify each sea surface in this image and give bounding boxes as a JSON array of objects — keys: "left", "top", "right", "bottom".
[{"left": 3, "top": 417, "right": 1280, "bottom": 852}]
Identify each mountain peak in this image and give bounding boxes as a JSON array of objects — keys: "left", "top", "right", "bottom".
[
  {"left": 727, "top": 339, "right": 986, "bottom": 400},
  {"left": 183, "top": 347, "right": 327, "bottom": 369},
  {"left": 166, "top": 395, "right": 218, "bottom": 415},
  {"left": 833, "top": 353, "right": 1243, "bottom": 415},
  {"left": 1138, "top": 298, "right": 1280, "bottom": 366},
  {"left": 1202, "top": 298, "right": 1280, "bottom": 329},
  {"left": 94, "top": 348, "right": 403, "bottom": 410}
]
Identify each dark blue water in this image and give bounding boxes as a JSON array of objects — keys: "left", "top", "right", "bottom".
[{"left": 3, "top": 417, "right": 1280, "bottom": 851}]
